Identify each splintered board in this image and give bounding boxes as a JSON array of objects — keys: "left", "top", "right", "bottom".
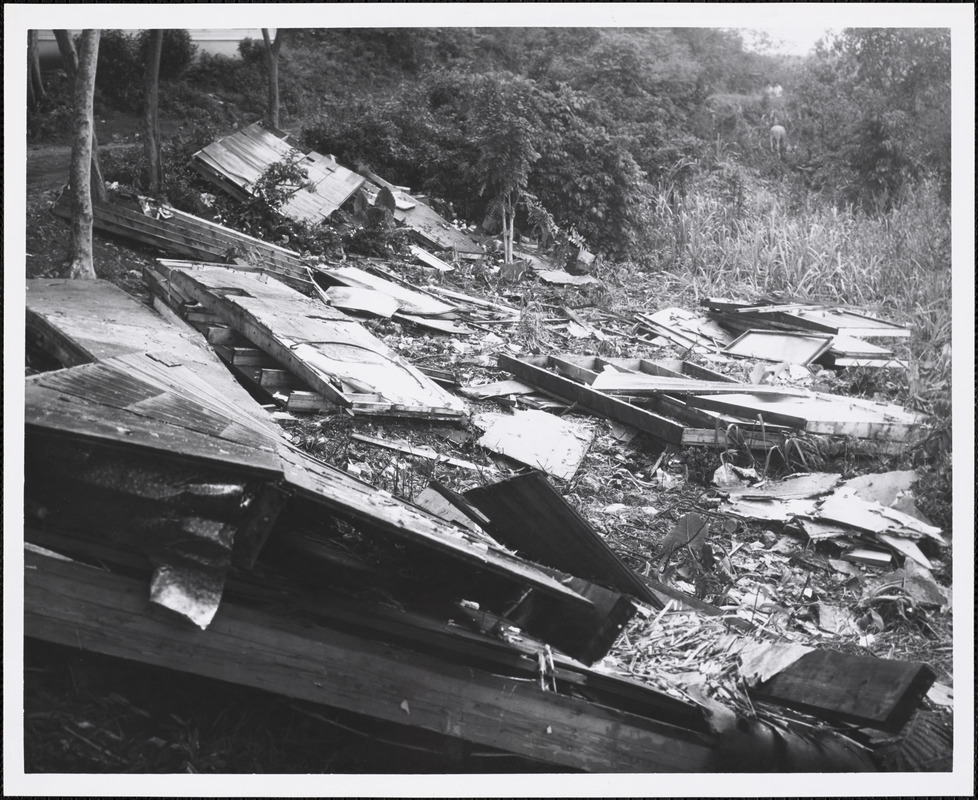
[
  {"left": 752, "top": 649, "right": 936, "bottom": 731},
  {"left": 634, "top": 308, "right": 732, "bottom": 352},
  {"left": 25, "top": 550, "right": 721, "bottom": 773},
  {"left": 686, "top": 391, "right": 923, "bottom": 442},
  {"left": 314, "top": 265, "right": 458, "bottom": 317},
  {"left": 193, "top": 122, "right": 364, "bottom": 222},
  {"left": 722, "top": 330, "right": 834, "bottom": 365},
  {"left": 152, "top": 262, "right": 466, "bottom": 419}
]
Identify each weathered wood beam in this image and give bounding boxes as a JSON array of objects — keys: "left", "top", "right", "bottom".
[{"left": 25, "top": 550, "right": 721, "bottom": 773}]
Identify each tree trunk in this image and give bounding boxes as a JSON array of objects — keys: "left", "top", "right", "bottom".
[
  {"left": 262, "top": 28, "right": 285, "bottom": 128},
  {"left": 28, "top": 31, "right": 47, "bottom": 105},
  {"left": 54, "top": 30, "right": 107, "bottom": 202},
  {"left": 143, "top": 29, "right": 163, "bottom": 195},
  {"left": 68, "top": 30, "right": 100, "bottom": 279}
]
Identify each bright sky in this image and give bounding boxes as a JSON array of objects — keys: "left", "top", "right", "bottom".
[{"left": 742, "top": 28, "right": 837, "bottom": 56}]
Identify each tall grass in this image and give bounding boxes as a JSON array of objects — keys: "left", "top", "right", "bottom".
[{"left": 640, "top": 178, "right": 952, "bottom": 385}]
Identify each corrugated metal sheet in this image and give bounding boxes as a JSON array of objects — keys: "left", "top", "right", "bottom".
[{"left": 194, "top": 123, "right": 365, "bottom": 223}]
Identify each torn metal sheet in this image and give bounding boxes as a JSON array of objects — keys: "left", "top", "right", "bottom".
[
  {"left": 193, "top": 122, "right": 365, "bottom": 223},
  {"left": 836, "top": 470, "right": 917, "bottom": 506},
  {"left": 719, "top": 497, "right": 818, "bottom": 522},
  {"left": 323, "top": 286, "right": 400, "bottom": 318},
  {"left": 722, "top": 329, "right": 834, "bottom": 365},
  {"left": 315, "top": 265, "right": 458, "bottom": 317},
  {"left": 474, "top": 410, "right": 594, "bottom": 481},
  {"left": 816, "top": 495, "right": 946, "bottom": 544},
  {"left": 150, "top": 563, "right": 224, "bottom": 629}
]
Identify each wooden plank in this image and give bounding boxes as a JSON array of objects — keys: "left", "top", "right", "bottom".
[
  {"left": 752, "top": 649, "right": 935, "bottom": 731},
  {"left": 26, "top": 366, "right": 282, "bottom": 474},
  {"left": 24, "top": 551, "right": 720, "bottom": 772},
  {"left": 53, "top": 193, "right": 311, "bottom": 288},
  {"left": 722, "top": 330, "right": 835, "bottom": 365},
  {"left": 686, "top": 392, "right": 921, "bottom": 442},
  {"left": 499, "top": 355, "right": 686, "bottom": 447},
  {"left": 351, "top": 433, "right": 486, "bottom": 472},
  {"left": 474, "top": 410, "right": 593, "bottom": 481},
  {"left": 465, "top": 472, "right": 662, "bottom": 607},
  {"left": 157, "top": 263, "right": 466, "bottom": 419}
]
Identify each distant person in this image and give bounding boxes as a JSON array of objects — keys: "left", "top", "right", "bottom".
[{"left": 769, "top": 124, "right": 788, "bottom": 158}]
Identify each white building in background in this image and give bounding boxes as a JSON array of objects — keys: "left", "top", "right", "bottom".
[{"left": 35, "top": 28, "right": 264, "bottom": 68}]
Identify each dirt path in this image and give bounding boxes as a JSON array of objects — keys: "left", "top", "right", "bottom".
[{"left": 27, "top": 142, "right": 141, "bottom": 197}]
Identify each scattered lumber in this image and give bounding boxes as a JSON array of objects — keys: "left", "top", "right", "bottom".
[
  {"left": 350, "top": 433, "right": 486, "bottom": 472},
  {"left": 535, "top": 269, "right": 601, "bottom": 286},
  {"left": 701, "top": 298, "right": 911, "bottom": 340},
  {"left": 193, "top": 122, "right": 365, "bottom": 223},
  {"left": 499, "top": 354, "right": 790, "bottom": 450}
]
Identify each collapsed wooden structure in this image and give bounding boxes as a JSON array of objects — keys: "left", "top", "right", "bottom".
[{"left": 24, "top": 278, "right": 939, "bottom": 772}]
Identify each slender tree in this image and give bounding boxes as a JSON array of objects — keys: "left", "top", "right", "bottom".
[
  {"left": 143, "top": 29, "right": 164, "bottom": 195},
  {"left": 54, "top": 30, "right": 107, "bottom": 201},
  {"left": 261, "top": 28, "right": 287, "bottom": 128},
  {"left": 27, "top": 31, "right": 47, "bottom": 108},
  {"left": 68, "top": 30, "right": 100, "bottom": 279}
]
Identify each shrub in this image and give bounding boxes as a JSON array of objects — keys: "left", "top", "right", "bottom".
[
  {"left": 137, "top": 29, "right": 198, "bottom": 80},
  {"left": 91, "top": 29, "right": 140, "bottom": 110}
]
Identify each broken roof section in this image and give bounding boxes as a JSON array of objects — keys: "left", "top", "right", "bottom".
[
  {"left": 193, "top": 122, "right": 365, "bottom": 224},
  {"left": 361, "top": 169, "right": 484, "bottom": 257},
  {"left": 147, "top": 261, "right": 467, "bottom": 419}
]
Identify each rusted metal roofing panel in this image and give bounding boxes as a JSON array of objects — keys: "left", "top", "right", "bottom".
[{"left": 193, "top": 122, "right": 365, "bottom": 223}]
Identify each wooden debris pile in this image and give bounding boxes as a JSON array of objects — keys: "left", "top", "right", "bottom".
[
  {"left": 24, "top": 277, "right": 945, "bottom": 772},
  {"left": 632, "top": 298, "right": 910, "bottom": 370},
  {"left": 715, "top": 470, "right": 947, "bottom": 571},
  {"left": 495, "top": 353, "right": 924, "bottom": 453},
  {"left": 309, "top": 260, "right": 520, "bottom": 336}
]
